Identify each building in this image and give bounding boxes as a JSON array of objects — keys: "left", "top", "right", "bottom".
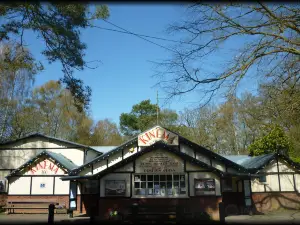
[
  {"left": 1, "top": 126, "right": 300, "bottom": 220},
  {"left": 0, "top": 133, "right": 101, "bottom": 210}
]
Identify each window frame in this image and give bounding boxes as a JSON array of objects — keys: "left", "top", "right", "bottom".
[{"left": 133, "top": 173, "right": 187, "bottom": 198}]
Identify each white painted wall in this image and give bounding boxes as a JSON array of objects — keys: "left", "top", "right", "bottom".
[
  {"left": 92, "top": 160, "right": 107, "bottom": 175},
  {"left": 195, "top": 152, "right": 211, "bottom": 165},
  {"left": 263, "top": 159, "right": 278, "bottom": 173},
  {"left": 0, "top": 149, "right": 40, "bottom": 169},
  {"left": 100, "top": 173, "right": 131, "bottom": 197},
  {"left": 280, "top": 174, "right": 294, "bottom": 191},
  {"left": 0, "top": 137, "right": 86, "bottom": 169},
  {"left": 31, "top": 177, "right": 54, "bottom": 195},
  {"left": 265, "top": 175, "right": 280, "bottom": 192},
  {"left": 295, "top": 174, "right": 300, "bottom": 193},
  {"left": 251, "top": 178, "right": 265, "bottom": 192},
  {"left": 251, "top": 158, "right": 299, "bottom": 192},
  {"left": 189, "top": 172, "right": 221, "bottom": 196},
  {"left": 9, "top": 177, "right": 31, "bottom": 194},
  {"left": 180, "top": 144, "right": 194, "bottom": 158},
  {"left": 55, "top": 177, "right": 70, "bottom": 195},
  {"left": 108, "top": 151, "right": 122, "bottom": 167},
  {"left": 123, "top": 146, "right": 138, "bottom": 159},
  {"left": 212, "top": 160, "right": 226, "bottom": 172},
  {"left": 24, "top": 158, "right": 66, "bottom": 176},
  {"left": 278, "top": 160, "right": 295, "bottom": 172},
  {"left": 85, "top": 150, "right": 99, "bottom": 164},
  {"left": 79, "top": 167, "right": 92, "bottom": 176},
  {"left": 135, "top": 149, "right": 184, "bottom": 173},
  {"left": 186, "top": 162, "right": 206, "bottom": 171},
  {"left": 115, "top": 162, "right": 134, "bottom": 172},
  {"left": 3, "top": 137, "right": 71, "bottom": 149}
]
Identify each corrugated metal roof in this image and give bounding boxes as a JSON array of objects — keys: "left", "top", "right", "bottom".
[
  {"left": 0, "top": 132, "right": 94, "bottom": 150},
  {"left": 241, "top": 153, "right": 276, "bottom": 170},
  {"left": 46, "top": 151, "right": 78, "bottom": 171},
  {"left": 222, "top": 154, "right": 276, "bottom": 170},
  {"left": 90, "top": 146, "right": 118, "bottom": 154},
  {"left": 6, "top": 150, "right": 78, "bottom": 177},
  {"left": 222, "top": 155, "right": 252, "bottom": 165}
]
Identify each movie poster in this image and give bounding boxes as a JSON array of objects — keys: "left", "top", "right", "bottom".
[
  {"left": 194, "top": 179, "right": 216, "bottom": 195},
  {"left": 105, "top": 180, "right": 126, "bottom": 196}
]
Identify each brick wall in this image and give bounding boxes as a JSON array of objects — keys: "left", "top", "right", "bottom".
[
  {"left": 252, "top": 192, "right": 300, "bottom": 213},
  {"left": 96, "top": 197, "right": 222, "bottom": 221},
  {"left": 3, "top": 194, "right": 222, "bottom": 220},
  {"left": 6, "top": 195, "right": 69, "bottom": 213}
]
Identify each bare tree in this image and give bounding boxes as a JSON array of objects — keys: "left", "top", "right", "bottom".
[
  {"left": 0, "top": 42, "right": 41, "bottom": 141},
  {"left": 154, "top": 3, "right": 300, "bottom": 104}
]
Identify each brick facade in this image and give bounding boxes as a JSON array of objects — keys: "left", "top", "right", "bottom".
[
  {"left": 6, "top": 195, "right": 69, "bottom": 213},
  {"left": 252, "top": 192, "right": 300, "bottom": 213},
  {"left": 3, "top": 195, "right": 90, "bottom": 214},
  {"left": 95, "top": 197, "right": 222, "bottom": 221}
]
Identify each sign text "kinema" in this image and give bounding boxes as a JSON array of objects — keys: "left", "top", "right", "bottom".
[{"left": 138, "top": 126, "right": 179, "bottom": 146}]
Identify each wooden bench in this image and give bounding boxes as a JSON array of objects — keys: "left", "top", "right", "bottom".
[{"left": 3, "top": 200, "right": 67, "bottom": 214}]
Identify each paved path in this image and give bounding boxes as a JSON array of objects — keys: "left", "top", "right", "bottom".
[
  {"left": 0, "top": 214, "right": 90, "bottom": 224},
  {"left": 2, "top": 211, "right": 300, "bottom": 224},
  {"left": 226, "top": 210, "right": 300, "bottom": 224}
]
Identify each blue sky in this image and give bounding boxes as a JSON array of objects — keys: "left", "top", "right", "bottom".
[{"left": 25, "top": 4, "right": 258, "bottom": 125}]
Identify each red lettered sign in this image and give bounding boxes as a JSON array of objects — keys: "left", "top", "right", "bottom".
[{"left": 138, "top": 126, "right": 178, "bottom": 146}]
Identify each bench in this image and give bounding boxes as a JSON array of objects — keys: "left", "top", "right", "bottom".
[{"left": 3, "top": 200, "right": 67, "bottom": 214}]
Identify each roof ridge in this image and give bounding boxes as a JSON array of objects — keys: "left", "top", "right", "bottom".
[{"left": 0, "top": 133, "right": 96, "bottom": 151}]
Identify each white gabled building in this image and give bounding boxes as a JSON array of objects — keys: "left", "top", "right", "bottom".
[{"left": 1, "top": 126, "right": 300, "bottom": 220}]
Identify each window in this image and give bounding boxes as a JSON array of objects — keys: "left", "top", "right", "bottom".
[
  {"left": 134, "top": 174, "right": 186, "bottom": 197},
  {"left": 259, "top": 176, "right": 266, "bottom": 183}
]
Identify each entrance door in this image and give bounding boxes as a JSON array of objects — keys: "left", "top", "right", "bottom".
[
  {"left": 243, "top": 180, "right": 252, "bottom": 214},
  {"left": 222, "top": 178, "right": 244, "bottom": 216}
]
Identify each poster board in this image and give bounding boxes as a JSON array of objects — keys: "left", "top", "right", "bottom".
[
  {"left": 105, "top": 180, "right": 126, "bottom": 196},
  {"left": 194, "top": 179, "right": 216, "bottom": 195}
]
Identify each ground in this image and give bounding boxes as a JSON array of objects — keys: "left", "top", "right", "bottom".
[
  {"left": 1, "top": 210, "right": 300, "bottom": 224},
  {"left": 225, "top": 210, "right": 300, "bottom": 224},
  {"left": 0, "top": 213, "right": 88, "bottom": 224}
]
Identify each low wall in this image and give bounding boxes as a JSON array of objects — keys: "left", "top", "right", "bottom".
[
  {"left": 252, "top": 192, "right": 300, "bottom": 213},
  {"left": 95, "top": 197, "right": 222, "bottom": 221}
]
